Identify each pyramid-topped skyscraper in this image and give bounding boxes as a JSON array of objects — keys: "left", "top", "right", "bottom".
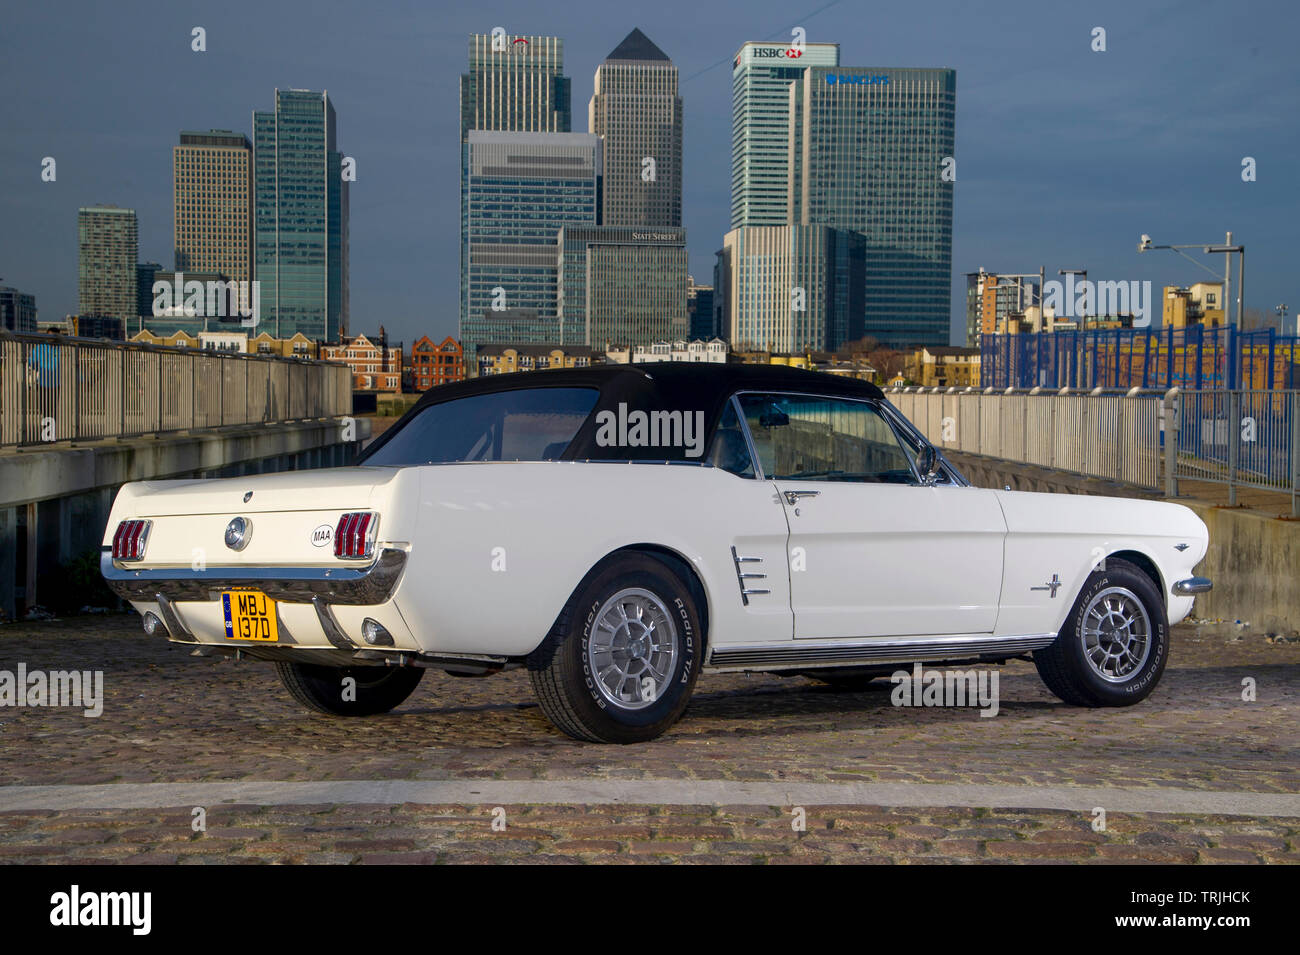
[
  {"left": 606, "top": 26, "right": 670, "bottom": 63},
  {"left": 553, "top": 29, "right": 689, "bottom": 350},
  {"left": 589, "top": 28, "right": 681, "bottom": 227}
]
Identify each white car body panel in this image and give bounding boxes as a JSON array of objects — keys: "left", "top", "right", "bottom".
[
  {"left": 103, "top": 459, "right": 1210, "bottom": 665},
  {"left": 775, "top": 482, "right": 1007, "bottom": 638},
  {"left": 993, "top": 489, "right": 1207, "bottom": 637}
]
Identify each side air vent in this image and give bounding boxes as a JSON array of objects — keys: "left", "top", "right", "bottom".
[{"left": 730, "top": 546, "right": 771, "bottom": 606}]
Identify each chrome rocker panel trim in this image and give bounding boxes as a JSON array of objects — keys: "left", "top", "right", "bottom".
[
  {"left": 101, "top": 547, "right": 407, "bottom": 605},
  {"left": 1171, "top": 576, "right": 1212, "bottom": 596},
  {"left": 706, "top": 632, "right": 1058, "bottom": 672}
]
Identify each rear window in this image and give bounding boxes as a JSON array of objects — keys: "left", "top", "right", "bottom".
[{"left": 362, "top": 387, "right": 599, "bottom": 465}]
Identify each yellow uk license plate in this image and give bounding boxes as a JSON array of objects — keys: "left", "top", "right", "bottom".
[{"left": 222, "top": 590, "right": 279, "bottom": 642}]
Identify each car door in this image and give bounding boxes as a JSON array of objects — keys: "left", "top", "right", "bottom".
[
  {"left": 703, "top": 398, "right": 794, "bottom": 645},
  {"left": 735, "top": 392, "right": 1006, "bottom": 640}
]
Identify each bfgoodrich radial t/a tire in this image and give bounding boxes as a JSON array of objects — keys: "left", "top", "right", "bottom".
[
  {"left": 528, "top": 553, "right": 703, "bottom": 743},
  {"left": 1034, "top": 558, "right": 1169, "bottom": 707},
  {"left": 276, "top": 662, "right": 425, "bottom": 716}
]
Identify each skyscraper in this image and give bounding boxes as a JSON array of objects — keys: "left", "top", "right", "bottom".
[
  {"left": 0, "top": 287, "right": 37, "bottom": 333},
  {"left": 136, "top": 262, "right": 162, "bottom": 325},
  {"left": 721, "top": 224, "right": 863, "bottom": 353},
  {"left": 460, "top": 34, "right": 571, "bottom": 137},
  {"left": 77, "top": 205, "right": 138, "bottom": 333},
  {"left": 557, "top": 226, "right": 688, "bottom": 347},
  {"left": 570, "top": 29, "right": 689, "bottom": 351},
  {"left": 589, "top": 28, "right": 681, "bottom": 227},
  {"left": 730, "top": 40, "right": 839, "bottom": 229},
  {"left": 687, "top": 277, "right": 715, "bottom": 340},
  {"left": 253, "top": 89, "right": 349, "bottom": 341},
  {"left": 174, "top": 130, "right": 253, "bottom": 284},
  {"left": 789, "top": 67, "right": 956, "bottom": 346},
  {"left": 461, "top": 130, "right": 600, "bottom": 362},
  {"left": 459, "top": 34, "right": 574, "bottom": 365}
]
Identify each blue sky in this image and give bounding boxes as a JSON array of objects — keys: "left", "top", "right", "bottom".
[{"left": 1, "top": 0, "right": 1296, "bottom": 345}]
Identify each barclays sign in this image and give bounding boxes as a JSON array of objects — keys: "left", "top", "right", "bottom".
[{"left": 826, "top": 73, "right": 890, "bottom": 85}]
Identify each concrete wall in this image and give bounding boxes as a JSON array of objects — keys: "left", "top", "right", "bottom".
[
  {"left": 946, "top": 450, "right": 1299, "bottom": 633},
  {"left": 0, "top": 418, "right": 369, "bottom": 619}
]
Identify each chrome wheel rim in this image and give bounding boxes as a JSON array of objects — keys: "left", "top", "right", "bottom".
[
  {"left": 587, "top": 588, "right": 679, "bottom": 711},
  {"left": 1081, "top": 586, "right": 1152, "bottom": 683}
]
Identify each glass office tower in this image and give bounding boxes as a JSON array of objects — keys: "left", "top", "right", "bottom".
[
  {"left": 459, "top": 34, "right": 573, "bottom": 361},
  {"left": 253, "top": 89, "right": 348, "bottom": 341},
  {"left": 557, "top": 226, "right": 689, "bottom": 347},
  {"left": 461, "top": 131, "right": 600, "bottom": 363},
  {"left": 460, "top": 34, "right": 571, "bottom": 138},
  {"left": 789, "top": 67, "right": 956, "bottom": 346},
  {"left": 730, "top": 41, "right": 839, "bottom": 229},
  {"left": 721, "top": 224, "right": 863, "bottom": 352}
]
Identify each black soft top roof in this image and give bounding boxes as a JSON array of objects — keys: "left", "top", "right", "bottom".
[
  {"left": 362, "top": 362, "right": 887, "bottom": 463},
  {"left": 406, "top": 361, "right": 883, "bottom": 407}
]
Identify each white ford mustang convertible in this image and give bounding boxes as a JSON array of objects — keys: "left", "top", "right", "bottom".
[{"left": 103, "top": 363, "right": 1211, "bottom": 742}]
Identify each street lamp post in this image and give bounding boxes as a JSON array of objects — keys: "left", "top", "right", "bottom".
[
  {"left": 1204, "top": 242, "right": 1245, "bottom": 328},
  {"left": 1138, "top": 232, "right": 1241, "bottom": 328},
  {"left": 1058, "top": 269, "right": 1088, "bottom": 328},
  {"left": 1058, "top": 269, "right": 1088, "bottom": 387}
]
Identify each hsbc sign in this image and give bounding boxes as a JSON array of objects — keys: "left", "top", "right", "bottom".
[{"left": 736, "top": 44, "right": 837, "bottom": 70}]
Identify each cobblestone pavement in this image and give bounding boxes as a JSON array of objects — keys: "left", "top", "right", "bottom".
[
  {"left": 1, "top": 804, "right": 1294, "bottom": 864},
  {"left": 0, "top": 615, "right": 1296, "bottom": 863}
]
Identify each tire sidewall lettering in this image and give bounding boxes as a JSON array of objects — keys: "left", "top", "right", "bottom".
[
  {"left": 1068, "top": 567, "right": 1167, "bottom": 701},
  {"left": 575, "top": 571, "right": 698, "bottom": 723}
]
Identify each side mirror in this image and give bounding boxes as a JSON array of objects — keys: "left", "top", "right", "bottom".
[{"left": 917, "top": 445, "right": 941, "bottom": 486}]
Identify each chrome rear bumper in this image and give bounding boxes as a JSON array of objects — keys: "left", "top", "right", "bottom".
[
  {"left": 1172, "top": 576, "right": 1213, "bottom": 596},
  {"left": 100, "top": 547, "right": 407, "bottom": 605}
]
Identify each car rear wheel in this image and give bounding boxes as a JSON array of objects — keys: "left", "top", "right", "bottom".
[
  {"left": 1034, "top": 558, "right": 1168, "bottom": 707},
  {"left": 276, "top": 661, "right": 425, "bottom": 716},
  {"left": 528, "top": 554, "right": 703, "bottom": 743}
]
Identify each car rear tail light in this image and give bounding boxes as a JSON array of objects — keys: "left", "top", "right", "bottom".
[
  {"left": 111, "top": 519, "right": 152, "bottom": 561},
  {"left": 334, "top": 512, "right": 376, "bottom": 560}
]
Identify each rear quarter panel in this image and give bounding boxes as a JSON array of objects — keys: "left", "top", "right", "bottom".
[{"left": 396, "top": 461, "right": 785, "bottom": 657}]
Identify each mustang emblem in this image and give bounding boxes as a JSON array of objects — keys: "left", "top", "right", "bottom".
[
  {"left": 1174, "top": 543, "right": 1190, "bottom": 552},
  {"left": 1030, "top": 574, "right": 1062, "bottom": 598},
  {"left": 243, "top": 491, "right": 253, "bottom": 503}
]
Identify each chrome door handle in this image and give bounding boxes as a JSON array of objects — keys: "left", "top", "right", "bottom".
[{"left": 783, "top": 490, "right": 820, "bottom": 506}]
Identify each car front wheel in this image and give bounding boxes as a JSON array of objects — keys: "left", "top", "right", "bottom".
[
  {"left": 528, "top": 554, "right": 703, "bottom": 743},
  {"left": 276, "top": 661, "right": 425, "bottom": 716},
  {"left": 1034, "top": 558, "right": 1168, "bottom": 707}
]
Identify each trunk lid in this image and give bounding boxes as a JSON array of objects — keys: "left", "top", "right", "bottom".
[{"left": 106, "top": 466, "right": 414, "bottom": 569}]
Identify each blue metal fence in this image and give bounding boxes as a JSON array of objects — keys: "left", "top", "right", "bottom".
[{"left": 981, "top": 325, "right": 1300, "bottom": 392}]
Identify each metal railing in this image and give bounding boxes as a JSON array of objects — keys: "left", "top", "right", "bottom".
[
  {"left": 0, "top": 332, "right": 352, "bottom": 447},
  {"left": 1170, "top": 389, "right": 1299, "bottom": 513},
  {"left": 887, "top": 385, "right": 1300, "bottom": 515},
  {"left": 887, "top": 386, "right": 1166, "bottom": 491}
]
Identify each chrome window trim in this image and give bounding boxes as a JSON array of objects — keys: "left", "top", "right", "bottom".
[
  {"left": 876, "top": 400, "right": 970, "bottom": 487},
  {"left": 730, "top": 393, "right": 766, "bottom": 480}
]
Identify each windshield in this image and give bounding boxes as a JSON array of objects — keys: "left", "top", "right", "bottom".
[{"left": 362, "top": 387, "right": 599, "bottom": 465}]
